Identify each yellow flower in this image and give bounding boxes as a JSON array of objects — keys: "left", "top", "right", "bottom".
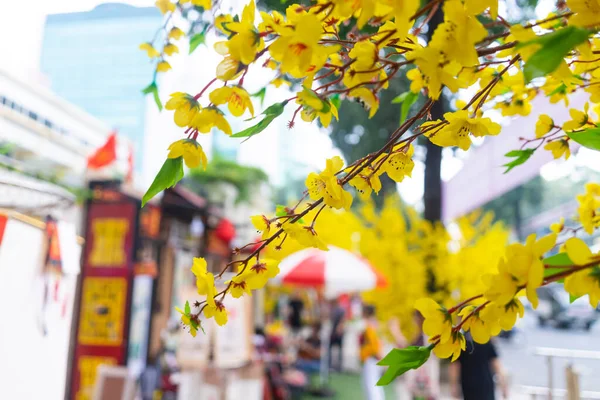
[
  {"left": 245, "top": 258, "right": 280, "bottom": 290},
  {"left": 209, "top": 86, "right": 254, "bottom": 117},
  {"left": 167, "top": 139, "right": 208, "bottom": 169},
  {"left": 544, "top": 139, "right": 571, "bottom": 160},
  {"left": 383, "top": 145, "right": 415, "bottom": 183},
  {"left": 139, "top": 42, "right": 160, "bottom": 58},
  {"left": 168, "top": 27, "right": 184, "bottom": 40},
  {"left": 165, "top": 92, "right": 200, "bottom": 127},
  {"left": 565, "top": 237, "right": 600, "bottom": 266},
  {"left": 375, "top": 0, "right": 419, "bottom": 39},
  {"left": 550, "top": 217, "right": 565, "bottom": 233},
  {"left": 407, "top": 68, "right": 425, "bottom": 93},
  {"left": 191, "top": 257, "right": 217, "bottom": 307},
  {"left": 565, "top": 268, "right": 600, "bottom": 308},
  {"left": 215, "top": 14, "right": 235, "bottom": 35},
  {"left": 349, "top": 88, "right": 379, "bottom": 118},
  {"left": 459, "top": 305, "right": 499, "bottom": 344},
  {"left": 426, "top": 110, "right": 501, "bottom": 151},
  {"left": 259, "top": 10, "right": 286, "bottom": 34},
  {"left": 569, "top": 0, "right": 600, "bottom": 28},
  {"left": 577, "top": 186, "right": 600, "bottom": 234},
  {"left": 191, "top": 0, "right": 212, "bottom": 9},
  {"left": 305, "top": 156, "right": 352, "bottom": 210},
  {"left": 251, "top": 215, "right": 271, "bottom": 240},
  {"left": 406, "top": 47, "right": 465, "bottom": 100},
  {"left": 228, "top": 273, "right": 252, "bottom": 298},
  {"left": 483, "top": 266, "right": 519, "bottom": 306},
  {"left": 155, "top": 0, "right": 175, "bottom": 14},
  {"left": 191, "top": 107, "right": 232, "bottom": 135},
  {"left": 216, "top": 56, "right": 243, "bottom": 81},
  {"left": 296, "top": 89, "right": 339, "bottom": 128},
  {"left": 349, "top": 41, "right": 378, "bottom": 71},
  {"left": 562, "top": 103, "right": 590, "bottom": 131},
  {"left": 269, "top": 13, "right": 322, "bottom": 75},
  {"left": 156, "top": 61, "right": 172, "bottom": 73},
  {"left": 535, "top": 114, "right": 554, "bottom": 138},
  {"left": 433, "top": 331, "right": 466, "bottom": 361},
  {"left": 163, "top": 43, "right": 179, "bottom": 56},
  {"left": 175, "top": 304, "right": 199, "bottom": 337},
  {"left": 414, "top": 298, "right": 452, "bottom": 343},
  {"left": 282, "top": 222, "right": 329, "bottom": 251},
  {"left": 204, "top": 301, "right": 228, "bottom": 326},
  {"left": 224, "top": 1, "right": 261, "bottom": 65},
  {"left": 465, "top": 0, "right": 498, "bottom": 19},
  {"left": 348, "top": 166, "right": 383, "bottom": 196}
]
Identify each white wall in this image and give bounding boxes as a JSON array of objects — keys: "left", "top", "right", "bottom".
[{"left": 0, "top": 217, "right": 80, "bottom": 400}]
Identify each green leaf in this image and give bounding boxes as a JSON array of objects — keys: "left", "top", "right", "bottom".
[
  {"left": 189, "top": 32, "right": 206, "bottom": 54},
  {"left": 570, "top": 293, "right": 582, "bottom": 303},
  {"left": 275, "top": 205, "right": 288, "bottom": 217},
  {"left": 142, "top": 157, "right": 184, "bottom": 206},
  {"left": 142, "top": 81, "right": 162, "bottom": 111},
  {"left": 503, "top": 148, "right": 535, "bottom": 173},
  {"left": 568, "top": 127, "right": 600, "bottom": 151},
  {"left": 521, "top": 27, "right": 591, "bottom": 82},
  {"left": 330, "top": 94, "right": 341, "bottom": 110},
  {"left": 184, "top": 300, "right": 191, "bottom": 315},
  {"left": 231, "top": 100, "right": 289, "bottom": 138},
  {"left": 251, "top": 87, "right": 267, "bottom": 106},
  {"left": 377, "top": 346, "right": 431, "bottom": 386},
  {"left": 543, "top": 252, "right": 573, "bottom": 282},
  {"left": 400, "top": 92, "right": 419, "bottom": 125},
  {"left": 391, "top": 92, "right": 410, "bottom": 104},
  {"left": 548, "top": 83, "right": 567, "bottom": 97}
]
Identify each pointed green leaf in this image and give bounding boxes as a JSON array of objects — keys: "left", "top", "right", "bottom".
[
  {"left": 189, "top": 32, "right": 206, "bottom": 54},
  {"left": 568, "top": 127, "right": 600, "bottom": 151},
  {"left": 330, "top": 94, "right": 341, "bottom": 110},
  {"left": 391, "top": 92, "right": 410, "bottom": 104},
  {"left": 251, "top": 87, "right": 267, "bottom": 106},
  {"left": 231, "top": 100, "right": 288, "bottom": 138},
  {"left": 185, "top": 300, "right": 191, "bottom": 315},
  {"left": 142, "top": 157, "right": 184, "bottom": 206},
  {"left": 377, "top": 346, "right": 431, "bottom": 386},
  {"left": 521, "top": 26, "right": 591, "bottom": 82},
  {"left": 503, "top": 149, "right": 535, "bottom": 173},
  {"left": 142, "top": 81, "right": 162, "bottom": 111},
  {"left": 570, "top": 293, "right": 582, "bottom": 303},
  {"left": 543, "top": 252, "right": 573, "bottom": 282},
  {"left": 400, "top": 92, "right": 419, "bottom": 125}
]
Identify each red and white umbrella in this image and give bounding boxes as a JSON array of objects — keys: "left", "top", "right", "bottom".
[{"left": 273, "top": 246, "right": 386, "bottom": 296}]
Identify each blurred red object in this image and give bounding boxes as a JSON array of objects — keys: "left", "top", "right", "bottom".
[
  {"left": 214, "top": 218, "right": 236, "bottom": 244},
  {"left": 87, "top": 132, "right": 117, "bottom": 169}
]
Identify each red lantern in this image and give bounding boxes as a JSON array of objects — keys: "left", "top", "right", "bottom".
[{"left": 214, "top": 218, "right": 236, "bottom": 244}]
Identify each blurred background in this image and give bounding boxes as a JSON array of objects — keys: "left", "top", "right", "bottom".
[{"left": 1, "top": 0, "right": 600, "bottom": 399}]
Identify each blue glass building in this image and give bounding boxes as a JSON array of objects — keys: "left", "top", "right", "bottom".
[{"left": 41, "top": 3, "right": 162, "bottom": 173}]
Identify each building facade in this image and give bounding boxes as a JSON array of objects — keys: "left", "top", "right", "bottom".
[{"left": 41, "top": 3, "right": 162, "bottom": 179}]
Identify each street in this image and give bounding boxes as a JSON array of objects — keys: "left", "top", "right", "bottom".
[{"left": 497, "top": 312, "right": 600, "bottom": 396}]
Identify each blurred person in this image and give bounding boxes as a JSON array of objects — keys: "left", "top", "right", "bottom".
[
  {"left": 295, "top": 322, "right": 322, "bottom": 378},
  {"left": 405, "top": 312, "right": 439, "bottom": 399},
  {"left": 288, "top": 289, "right": 305, "bottom": 335},
  {"left": 360, "top": 304, "right": 385, "bottom": 400},
  {"left": 449, "top": 334, "right": 508, "bottom": 400},
  {"left": 329, "top": 298, "right": 346, "bottom": 371}
]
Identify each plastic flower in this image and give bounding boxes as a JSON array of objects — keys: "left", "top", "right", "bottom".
[
  {"left": 167, "top": 139, "right": 208, "bottom": 169},
  {"left": 204, "top": 301, "right": 228, "bottom": 326},
  {"left": 425, "top": 110, "right": 501, "bottom": 151},
  {"left": 269, "top": 13, "right": 322, "bottom": 74},
  {"left": 163, "top": 43, "right": 179, "bottom": 56},
  {"left": 433, "top": 331, "right": 466, "bottom": 361},
  {"left": 544, "top": 139, "right": 571, "bottom": 160},
  {"left": 168, "top": 27, "right": 184, "bottom": 40},
  {"left": 191, "top": 108, "right": 232, "bottom": 135},
  {"left": 535, "top": 114, "right": 554, "bottom": 138},
  {"left": 305, "top": 156, "right": 352, "bottom": 210},
  {"left": 156, "top": 61, "right": 172, "bottom": 73},
  {"left": 383, "top": 145, "right": 415, "bottom": 182},
  {"left": 139, "top": 42, "right": 160, "bottom": 58},
  {"left": 251, "top": 215, "right": 271, "bottom": 240},
  {"left": 191, "top": 257, "right": 217, "bottom": 307},
  {"left": 414, "top": 298, "right": 453, "bottom": 343},
  {"left": 155, "top": 0, "right": 175, "bottom": 14},
  {"left": 209, "top": 86, "right": 254, "bottom": 117},
  {"left": 165, "top": 92, "right": 200, "bottom": 127},
  {"left": 562, "top": 103, "right": 590, "bottom": 131}
]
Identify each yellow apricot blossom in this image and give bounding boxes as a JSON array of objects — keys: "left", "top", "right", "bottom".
[
  {"left": 209, "top": 86, "right": 254, "bottom": 117},
  {"left": 535, "top": 114, "right": 554, "bottom": 138},
  {"left": 269, "top": 13, "right": 322, "bottom": 75},
  {"left": 251, "top": 215, "right": 271, "bottom": 240},
  {"left": 204, "top": 301, "right": 228, "bottom": 326},
  {"left": 155, "top": 0, "right": 175, "bottom": 14},
  {"left": 305, "top": 156, "right": 352, "bottom": 210},
  {"left": 165, "top": 92, "right": 199, "bottom": 127},
  {"left": 163, "top": 43, "right": 179, "bottom": 56},
  {"left": 191, "top": 108, "right": 232, "bottom": 135},
  {"left": 382, "top": 145, "right": 415, "bottom": 183},
  {"left": 544, "top": 139, "right": 571, "bottom": 160},
  {"left": 433, "top": 331, "right": 466, "bottom": 361},
  {"left": 139, "top": 42, "right": 160, "bottom": 58},
  {"left": 425, "top": 110, "right": 501, "bottom": 151},
  {"left": 414, "top": 298, "right": 452, "bottom": 343},
  {"left": 167, "top": 139, "right": 208, "bottom": 169},
  {"left": 191, "top": 257, "right": 217, "bottom": 307},
  {"left": 156, "top": 61, "right": 172, "bottom": 72}
]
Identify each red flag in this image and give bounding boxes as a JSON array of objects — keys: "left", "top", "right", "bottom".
[{"left": 87, "top": 132, "right": 117, "bottom": 169}]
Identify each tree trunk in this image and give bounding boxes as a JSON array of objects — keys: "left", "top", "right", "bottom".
[{"left": 423, "top": 3, "right": 444, "bottom": 223}]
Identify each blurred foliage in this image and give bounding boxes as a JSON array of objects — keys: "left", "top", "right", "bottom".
[{"left": 186, "top": 157, "right": 269, "bottom": 203}]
